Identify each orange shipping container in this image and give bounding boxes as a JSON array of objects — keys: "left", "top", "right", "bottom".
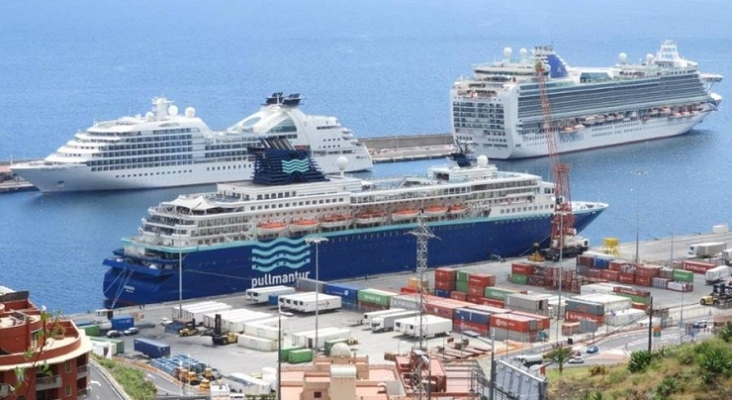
[
  {"left": 636, "top": 265, "right": 661, "bottom": 279},
  {"left": 635, "top": 275, "right": 652, "bottom": 287},
  {"left": 400, "top": 286, "right": 419, "bottom": 294},
  {"left": 489, "top": 314, "right": 532, "bottom": 333},
  {"left": 631, "top": 302, "right": 649, "bottom": 311},
  {"left": 468, "top": 273, "right": 496, "bottom": 287},
  {"left": 425, "top": 301, "right": 459, "bottom": 319},
  {"left": 509, "top": 311, "right": 551, "bottom": 330},
  {"left": 511, "top": 263, "right": 534, "bottom": 276},
  {"left": 565, "top": 310, "right": 604, "bottom": 324}
]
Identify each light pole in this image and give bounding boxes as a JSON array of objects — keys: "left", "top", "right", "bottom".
[
  {"left": 178, "top": 250, "right": 183, "bottom": 319},
  {"left": 631, "top": 170, "right": 646, "bottom": 264},
  {"left": 305, "top": 236, "right": 328, "bottom": 353},
  {"left": 555, "top": 212, "right": 565, "bottom": 345}
]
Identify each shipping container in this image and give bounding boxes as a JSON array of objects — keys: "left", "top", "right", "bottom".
[
  {"left": 600, "top": 270, "right": 619, "bottom": 282},
  {"left": 434, "top": 280, "right": 456, "bottom": 291},
  {"left": 484, "top": 287, "right": 519, "bottom": 301},
  {"left": 203, "top": 309, "right": 267, "bottom": 328},
  {"left": 490, "top": 328, "right": 543, "bottom": 343},
  {"left": 510, "top": 274, "right": 528, "bottom": 285},
  {"left": 705, "top": 265, "right": 731, "bottom": 284},
  {"left": 572, "top": 293, "right": 631, "bottom": 313},
  {"left": 467, "top": 297, "right": 505, "bottom": 308},
  {"left": 456, "top": 270, "right": 470, "bottom": 283},
  {"left": 672, "top": 269, "right": 695, "bottom": 282},
  {"left": 244, "top": 318, "right": 286, "bottom": 341},
  {"left": 79, "top": 324, "right": 100, "bottom": 337},
  {"left": 453, "top": 308, "right": 491, "bottom": 326},
  {"left": 134, "top": 338, "right": 170, "bottom": 358},
  {"left": 435, "top": 267, "right": 457, "bottom": 281},
  {"left": 110, "top": 315, "right": 134, "bottom": 331},
  {"left": 280, "top": 293, "right": 342, "bottom": 313},
  {"left": 294, "top": 277, "right": 324, "bottom": 293},
  {"left": 434, "top": 289, "right": 451, "bottom": 298},
  {"left": 182, "top": 303, "right": 233, "bottom": 323},
  {"left": 489, "top": 314, "right": 533, "bottom": 333},
  {"left": 618, "top": 273, "right": 635, "bottom": 285},
  {"left": 635, "top": 275, "right": 652, "bottom": 287},
  {"left": 236, "top": 334, "right": 277, "bottom": 352},
  {"left": 511, "top": 262, "right": 535, "bottom": 276},
  {"left": 245, "top": 286, "right": 296, "bottom": 303},
  {"left": 291, "top": 327, "right": 351, "bottom": 350},
  {"left": 227, "top": 373, "right": 272, "bottom": 395},
  {"left": 606, "top": 309, "right": 647, "bottom": 327},
  {"left": 223, "top": 312, "right": 274, "bottom": 333},
  {"left": 394, "top": 315, "right": 452, "bottom": 339},
  {"left": 636, "top": 265, "right": 661, "bottom": 279},
  {"left": 362, "top": 308, "right": 406, "bottom": 325},
  {"left": 407, "top": 277, "right": 429, "bottom": 289},
  {"left": 370, "top": 311, "right": 419, "bottom": 333},
  {"left": 612, "top": 286, "right": 650, "bottom": 298},
  {"left": 564, "top": 310, "right": 604, "bottom": 324},
  {"left": 322, "top": 283, "right": 360, "bottom": 301},
  {"left": 357, "top": 289, "right": 398, "bottom": 307},
  {"left": 565, "top": 299, "right": 605, "bottom": 316},
  {"left": 451, "top": 291, "right": 468, "bottom": 301},
  {"left": 452, "top": 319, "right": 489, "bottom": 336},
  {"left": 667, "top": 281, "right": 693, "bottom": 292},
  {"left": 580, "top": 283, "right": 616, "bottom": 296},
  {"left": 682, "top": 260, "right": 716, "bottom": 274},
  {"left": 424, "top": 301, "right": 459, "bottom": 320},
  {"left": 468, "top": 273, "right": 496, "bottom": 288},
  {"left": 505, "top": 293, "right": 549, "bottom": 313},
  {"left": 287, "top": 349, "right": 314, "bottom": 364},
  {"left": 400, "top": 286, "right": 419, "bottom": 294},
  {"left": 455, "top": 281, "right": 469, "bottom": 293},
  {"left": 89, "top": 337, "right": 125, "bottom": 354},
  {"left": 279, "top": 345, "right": 304, "bottom": 360}
]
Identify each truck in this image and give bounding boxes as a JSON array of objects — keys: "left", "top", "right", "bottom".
[
  {"left": 394, "top": 315, "right": 452, "bottom": 339},
  {"left": 361, "top": 308, "right": 405, "bottom": 325},
  {"left": 279, "top": 292, "right": 342, "bottom": 313},
  {"left": 529, "top": 235, "right": 590, "bottom": 262},
  {"left": 705, "top": 265, "right": 731, "bottom": 285},
  {"left": 700, "top": 283, "right": 732, "bottom": 308},
  {"left": 245, "top": 285, "right": 296, "bottom": 304},
  {"left": 721, "top": 249, "right": 732, "bottom": 266},
  {"left": 687, "top": 242, "right": 727, "bottom": 258},
  {"left": 370, "top": 310, "right": 419, "bottom": 333},
  {"left": 133, "top": 338, "right": 171, "bottom": 358}
]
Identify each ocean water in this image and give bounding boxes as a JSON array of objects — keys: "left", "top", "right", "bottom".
[{"left": 1, "top": 0, "right": 732, "bottom": 313}]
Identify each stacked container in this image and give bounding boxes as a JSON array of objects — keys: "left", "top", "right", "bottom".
[
  {"left": 452, "top": 308, "right": 491, "bottom": 336},
  {"left": 455, "top": 270, "right": 470, "bottom": 293},
  {"left": 357, "top": 288, "right": 398, "bottom": 311},
  {"left": 564, "top": 298, "right": 605, "bottom": 324},
  {"left": 489, "top": 312, "right": 548, "bottom": 342},
  {"left": 322, "top": 283, "right": 360, "bottom": 308},
  {"left": 505, "top": 293, "right": 550, "bottom": 315},
  {"left": 434, "top": 267, "right": 457, "bottom": 291},
  {"left": 510, "top": 262, "right": 534, "bottom": 285},
  {"left": 682, "top": 260, "right": 715, "bottom": 274}
]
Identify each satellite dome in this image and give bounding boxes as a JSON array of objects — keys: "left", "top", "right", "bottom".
[
  {"left": 185, "top": 107, "right": 195, "bottom": 118},
  {"left": 168, "top": 105, "right": 179, "bottom": 117},
  {"left": 503, "top": 47, "right": 513, "bottom": 60},
  {"left": 519, "top": 48, "right": 528, "bottom": 61},
  {"left": 330, "top": 342, "right": 351, "bottom": 358},
  {"left": 645, "top": 53, "right": 654, "bottom": 64},
  {"left": 336, "top": 156, "right": 348, "bottom": 171},
  {"left": 477, "top": 155, "right": 488, "bottom": 167},
  {"left": 618, "top": 52, "right": 627, "bottom": 64},
  {"left": 145, "top": 112, "right": 155, "bottom": 122}
]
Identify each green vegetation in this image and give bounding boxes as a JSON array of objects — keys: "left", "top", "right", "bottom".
[
  {"left": 548, "top": 324, "right": 732, "bottom": 400},
  {"left": 94, "top": 355, "right": 157, "bottom": 400}
]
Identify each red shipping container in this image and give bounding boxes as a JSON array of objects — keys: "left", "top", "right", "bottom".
[
  {"left": 511, "top": 263, "right": 535, "bottom": 276},
  {"left": 467, "top": 304, "right": 509, "bottom": 314},
  {"left": 468, "top": 273, "right": 496, "bottom": 288},
  {"left": 636, "top": 265, "right": 661, "bottom": 278},
  {"left": 618, "top": 273, "right": 635, "bottom": 284},
  {"left": 466, "top": 295, "right": 505, "bottom": 308},
  {"left": 600, "top": 270, "right": 619, "bottom": 282},
  {"left": 631, "top": 302, "right": 649, "bottom": 311},
  {"left": 608, "top": 261, "right": 623, "bottom": 272},
  {"left": 613, "top": 286, "right": 651, "bottom": 297},
  {"left": 576, "top": 255, "right": 593, "bottom": 268},
  {"left": 435, "top": 267, "right": 457, "bottom": 281},
  {"left": 586, "top": 268, "right": 603, "bottom": 279},
  {"left": 635, "top": 275, "right": 652, "bottom": 287},
  {"left": 450, "top": 291, "right": 468, "bottom": 301},
  {"left": 565, "top": 310, "right": 604, "bottom": 324},
  {"left": 425, "top": 301, "right": 458, "bottom": 319},
  {"left": 467, "top": 286, "right": 485, "bottom": 296},
  {"left": 683, "top": 260, "right": 715, "bottom": 274},
  {"left": 434, "top": 280, "right": 456, "bottom": 291},
  {"left": 509, "top": 311, "right": 551, "bottom": 330},
  {"left": 452, "top": 320, "right": 489, "bottom": 336},
  {"left": 490, "top": 314, "right": 531, "bottom": 333},
  {"left": 400, "top": 286, "right": 419, "bottom": 294}
]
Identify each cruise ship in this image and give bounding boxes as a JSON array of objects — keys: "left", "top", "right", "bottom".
[
  {"left": 451, "top": 40, "right": 723, "bottom": 159},
  {"left": 11, "top": 93, "right": 373, "bottom": 192},
  {"left": 101, "top": 139, "right": 607, "bottom": 306}
]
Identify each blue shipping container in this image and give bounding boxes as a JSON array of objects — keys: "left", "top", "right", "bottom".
[
  {"left": 453, "top": 308, "right": 490, "bottom": 326},
  {"left": 593, "top": 258, "right": 610, "bottom": 269},
  {"left": 268, "top": 294, "right": 279, "bottom": 306},
  {"left": 111, "top": 315, "right": 134, "bottom": 331},
  {"left": 323, "top": 283, "right": 360, "bottom": 301},
  {"left": 134, "top": 338, "right": 170, "bottom": 358},
  {"left": 434, "top": 289, "right": 451, "bottom": 298}
]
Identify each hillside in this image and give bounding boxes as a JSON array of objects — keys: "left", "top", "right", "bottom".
[{"left": 547, "top": 327, "right": 732, "bottom": 400}]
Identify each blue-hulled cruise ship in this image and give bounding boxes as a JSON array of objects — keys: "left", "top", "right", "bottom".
[{"left": 102, "top": 139, "right": 607, "bottom": 306}]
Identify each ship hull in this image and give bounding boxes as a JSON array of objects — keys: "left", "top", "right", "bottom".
[{"left": 102, "top": 207, "right": 605, "bottom": 306}]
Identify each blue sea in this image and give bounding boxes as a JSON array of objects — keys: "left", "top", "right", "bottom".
[{"left": 2, "top": 0, "right": 732, "bottom": 313}]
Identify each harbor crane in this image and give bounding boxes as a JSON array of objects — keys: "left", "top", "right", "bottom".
[{"left": 529, "top": 57, "right": 589, "bottom": 262}]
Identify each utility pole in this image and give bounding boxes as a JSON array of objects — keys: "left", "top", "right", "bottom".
[
  {"left": 647, "top": 296, "right": 654, "bottom": 353},
  {"left": 409, "top": 215, "right": 437, "bottom": 351},
  {"left": 305, "top": 236, "right": 328, "bottom": 354}
]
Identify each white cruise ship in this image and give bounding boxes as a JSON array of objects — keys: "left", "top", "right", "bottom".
[
  {"left": 451, "top": 40, "right": 723, "bottom": 159},
  {"left": 11, "top": 93, "right": 373, "bottom": 192}
]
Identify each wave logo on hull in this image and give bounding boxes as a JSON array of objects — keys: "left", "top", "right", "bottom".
[
  {"left": 252, "top": 237, "right": 311, "bottom": 273},
  {"left": 282, "top": 159, "right": 310, "bottom": 174}
]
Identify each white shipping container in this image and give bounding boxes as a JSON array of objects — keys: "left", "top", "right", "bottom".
[
  {"left": 362, "top": 308, "right": 406, "bottom": 325},
  {"left": 389, "top": 294, "right": 420, "bottom": 311},
  {"left": 203, "top": 309, "right": 261, "bottom": 328},
  {"left": 505, "top": 293, "right": 548, "bottom": 312},
  {"left": 182, "top": 303, "right": 233, "bottom": 322},
  {"left": 573, "top": 293, "right": 631, "bottom": 313},
  {"left": 394, "top": 315, "right": 452, "bottom": 339},
  {"left": 181, "top": 301, "right": 219, "bottom": 311},
  {"left": 282, "top": 293, "right": 341, "bottom": 313},
  {"left": 236, "top": 334, "right": 278, "bottom": 352},
  {"left": 245, "top": 286, "right": 296, "bottom": 303},
  {"left": 291, "top": 327, "right": 351, "bottom": 349},
  {"left": 705, "top": 265, "right": 730, "bottom": 283},
  {"left": 278, "top": 292, "right": 318, "bottom": 308},
  {"left": 245, "top": 322, "right": 284, "bottom": 340},
  {"left": 606, "top": 309, "right": 646, "bottom": 327},
  {"left": 579, "top": 283, "right": 616, "bottom": 296},
  {"left": 224, "top": 312, "right": 272, "bottom": 333},
  {"left": 228, "top": 373, "right": 272, "bottom": 395}
]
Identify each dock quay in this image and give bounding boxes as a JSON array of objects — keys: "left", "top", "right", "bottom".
[{"left": 69, "top": 229, "right": 732, "bottom": 389}]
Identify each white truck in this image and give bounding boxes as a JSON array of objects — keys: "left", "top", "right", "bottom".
[
  {"left": 722, "top": 249, "right": 732, "bottom": 266},
  {"left": 370, "top": 310, "right": 419, "bottom": 333},
  {"left": 361, "top": 308, "right": 406, "bottom": 325},
  {"left": 705, "top": 265, "right": 731, "bottom": 285},
  {"left": 245, "top": 286, "right": 296, "bottom": 303},
  {"left": 394, "top": 315, "right": 452, "bottom": 339},
  {"left": 279, "top": 293, "right": 342, "bottom": 313},
  {"left": 687, "top": 242, "right": 727, "bottom": 258}
]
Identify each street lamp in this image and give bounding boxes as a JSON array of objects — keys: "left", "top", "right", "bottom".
[
  {"left": 178, "top": 250, "right": 183, "bottom": 320},
  {"left": 305, "top": 236, "right": 328, "bottom": 353},
  {"left": 631, "top": 170, "right": 646, "bottom": 264}
]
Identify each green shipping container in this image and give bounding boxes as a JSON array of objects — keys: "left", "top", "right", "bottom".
[
  {"left": 288, "top": 348, "right": 314, "bottom": 364},
  {"left": 455, "top": 281, "right": 469, "bottom": 293},
  {"left": 357, "top": 289, "right": 396, "bottom": 307},
  {"left": 457, "top": 270, "right": 470, "bottom": 282},
  {"left": 510, "top": 274, "right": 528, "bottom": 285},
  {"left": 672, "top": 269, "right": 694, "bottom": 283},
  {"left": 613, "top": 292, "right": 649, "bottom": 305},
  {"left": 279, "top": 345, "right": 304, "bottom": 360},
  {"left": 324, "top": 338, "right": 349, "bottom": 356},
  {"left": 79, "top": 324, "right": 100, "bottom": 337},
  {"left": 484, "top": 287, "right": 517, "bottom": 301}
]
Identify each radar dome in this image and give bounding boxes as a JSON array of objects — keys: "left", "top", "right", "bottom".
[
  {"left": 145, "top": 112, "right": 155, "bottom": 122},
  {"left": 618, "top": 52, "right": 627, "bottom": 64},
  {"left": 645, "top": 53, "right": 654, "bottom": 64},
  {"left": 503, "top": 47, "right": 513, "bottom": 60},
  {"left": 330, "top": 342, "right": 351, "bottom": 358},
  {"left": 336, "top": 156, "right": 348, "bottom": 171},
  {"left": 185, "top": 107, "right": 195, "bottom": 118},
  {"left": 168, "top": 105, "right": 179, "bottom": 117},
  {"left": 519, "top": 48, "right": 528, "bottom": 61},
  {"left": 477, "top": 155, "right": 488, "bottom": 167}
]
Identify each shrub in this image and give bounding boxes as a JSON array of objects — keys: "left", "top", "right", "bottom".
[{"left": 628, "top": 350, "right": 652, "bottom": 373}]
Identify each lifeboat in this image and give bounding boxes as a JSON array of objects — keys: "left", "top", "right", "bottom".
[
  {"left": 257, "top": 221, "right": 288, "bottom": 235},
  {"left": 447, "top": 204, "right": 468, "bottom": 215},
  {"left": 584, "top": 116, "right": 596, "bottom": 125},
  {"left": 290, "top": 218, "right": 320, "bottom": 233},
  {"left": 391, "top": 209, "right": 420, "bottom": 222},
  {"left": 423, "top": 205, "right": 448, "bottom": 218},
  {"left": 573, "top": 124, "right": 586, "bottom": 131},
  {"left": 354, "top": 211, "right": 386, "bottom": 225},
  {"left": 320, "top": 213, "right": 352, "bottom": 229}
]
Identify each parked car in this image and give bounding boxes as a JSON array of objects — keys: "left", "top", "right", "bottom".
[
  {"left": 585, "top": 345, "right": 599, "bottom": 354},
  {"left": 568, "top": 357, "right": 585, "bottom": 364},
  {"left": 160, "top": 317, "right": 173, "bottom": 326},
  {"left": 123, "top": 327, "right": 140, "bottom": 336},
  {"left": 106, "top": 330, "right": 122, "bottom": 338},
  {"left": 693, "top": 320, "right": 708, "bottom": 329}
]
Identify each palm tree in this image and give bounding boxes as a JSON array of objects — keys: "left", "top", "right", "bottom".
[{"left": 550, "top": 346, "right": 574, "bottom": 374}]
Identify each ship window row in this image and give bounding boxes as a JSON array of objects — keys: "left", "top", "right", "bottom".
[
  {"left": 255, "top": 198, "right": 346, "bottom": 210},
  {"left": 90, "top": 154, "right": 193, "bottom": 165},
  {"left": 113, "top": 169, "right": 192, "bottom": 177},
  {"left": 95, "top": 147, "right": 193, "bottom": 158},
  {"left": 88, "top": 128, "right": 194, "bottom": 138},
  {"left": 102, "top": 140, "right": 193, "bottom": 151},
  {"left": 317, "top": 126, "right": 340, "bottom": 130},
  {"left": 499, "top": 204, "right": 553, "bottom": 214},
  {"left": 93, "top": 160, "right": 197, "bottom": 171}
]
